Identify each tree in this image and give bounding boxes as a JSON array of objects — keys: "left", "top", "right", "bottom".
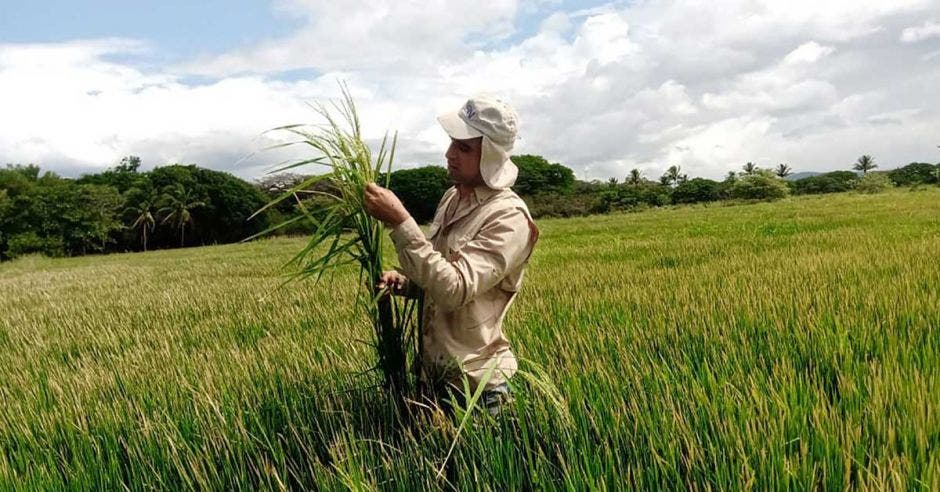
[
  {"left": 775, "top": 163, "right": 792, "bottom": 178},
  {"left": 158, "top": 185, "right": 205, "bottom": 247},
  {"left": 510, "top": 154, "right": 575, "bottom": 195},
  {"left": 855, "top": 172, "right": 894, "bottom": 194},
  {"left": 742, "top": 162, "right": 758, "bottom": 175},
  {"left": 115, "top": 155, "right": 141, "bottom": 173},
  {"left": 791, "top": 171, "right": 859, "bottom": 195},
  {"left": 387, "top": 166, "right": 449, "bottom": 224},
  {"left": 72, "top": 184, "right": 124, "bottom": 254},
  {"left": 729, "top": 170, "right": 790, "bottom": 200},
  {"left": 77, "top": 156, "right": 146, "bottom": 194},
  {"left": 627, "top": 168, "right": 643, "bottom": 186},
  {"left": 887, "top": 162, "right": 938, "bottom": 186},
  {"left": 661, "top": 165, "right": 683, "bottom": 188},
  {"left": 672, "top": 178, "right": 720, "bottom": 204},
  {"left": 125, "top": 192, "right": 158, "bottom": 251},
  {"left": 853, "top": 154, "right": 876, "bottom": 174},
  {"left": 608, "top": 177, "right": 619, "bottom": 187}
]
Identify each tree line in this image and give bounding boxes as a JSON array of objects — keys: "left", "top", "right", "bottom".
[
  {"left": 1, "top": 154, "right": 937, "bottom": 261},
  {"left": 0, "top": 157, "right": 272, "bottom": 260}
]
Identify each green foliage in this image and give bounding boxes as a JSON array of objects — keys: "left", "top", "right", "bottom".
[
  {"left": 145, "top": 164, "right": 271, "bottom": 247},
  {"left": 77, "top": 156, "right": 147, "bottom": 194},
  {"left": 387, "top": 166, "right": 449, "bottom": 223},
  {"left": 887, "top": 162, "right": 939, "bottom": 186},
  {"left": 791, "top": 171, "right": 858, "bottom": 195},
  {"left": 660, "top": 165, "right": 686, "bottom": 187},
  {"left": 523, "top": 192, "right": 597, "bottom": 218},
  {"left": 157, "top": 184, "right": 206, "bottom": 248},
  {"left": 596, "top": 182, "right": 672, "bottom": 213},
  {"left": 672, "top": 178, "right": 721, "bottom": 204},
  {"left": 510, "top": 154, "right": 575, "bottom": 195},
  {"left": 1, "top": 160, "right": 277, "bottom": 259},
  {"left": 729, "top": 170, "right": 790, "bottom": 201},
  {"left": 2, "top": 189, "right": 938, "bottom": 489},
  {"left": 853, "top": 154, "right": 877, "bottom": 174},
  {"left": 190, "top": 167, "right": 271, "bottom": 244},
  {"left": 256, "top": 86, "right": 420, "bottom": 398},
  {"left": 5, "top": 231, "right": 64, "bottom": 258},
  {"left": 0, "top": 172, "right": 122, "bottom": 257},
  {"left": 855, "top": 172, "right": 895, "bottom": 194}
]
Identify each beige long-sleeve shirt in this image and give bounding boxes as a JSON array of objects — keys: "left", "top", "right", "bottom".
[{"left": 389, "top": 184, "right": 539, "bottom": 390}]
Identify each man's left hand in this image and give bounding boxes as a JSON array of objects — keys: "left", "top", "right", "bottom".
[{"left": 363, "top": 182, "right": 410, "bottom": 227}]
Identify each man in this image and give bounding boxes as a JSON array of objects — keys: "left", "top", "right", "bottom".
[{"left": 363, "top": 95, "right": 539, "bottom": 416}]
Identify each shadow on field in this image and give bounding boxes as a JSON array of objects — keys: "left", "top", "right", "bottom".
[
  {"left": 234, "top": 374, "right": 550, "bottom": 490},
  {"left": 234, "top": 374, "right": 462, "bottom": 489}
]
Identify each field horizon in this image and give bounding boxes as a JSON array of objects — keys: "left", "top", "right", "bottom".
[{"left": 2, "top": 188, "right": 938, "bottom": 489}]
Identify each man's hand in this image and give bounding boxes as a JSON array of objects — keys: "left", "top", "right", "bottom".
[
  {"left": 376, "top": 270, "right": 408, "bottom": 296},
  {"left": 363, "top": 182, "right": 410, "bottom": 227}
]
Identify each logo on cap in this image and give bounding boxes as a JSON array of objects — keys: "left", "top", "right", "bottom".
[{"left": 463, "top": 101, "right": 477, "bottom": 120}]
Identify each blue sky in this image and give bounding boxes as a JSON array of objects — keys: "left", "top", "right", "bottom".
[
  {"left": 0, "top": 1, "right": 298, "bottom": 61},
  {"left": 0, "top": 0, "right": 598, "bottom": 78},
  {"left": 1, "top": 0, "right": 938, "bottom": 180}
]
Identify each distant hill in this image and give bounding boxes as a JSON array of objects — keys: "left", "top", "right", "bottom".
[
  {"left": 786, "top": 170, "right": 865, "bottom": 181},
  {"left": 785, "top": 171, "right": 821, "bottom": 181}
]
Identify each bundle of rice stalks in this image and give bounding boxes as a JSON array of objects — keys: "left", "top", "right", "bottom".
[{"left": 247, "top": 84, "right": 420, "bottom": 399}]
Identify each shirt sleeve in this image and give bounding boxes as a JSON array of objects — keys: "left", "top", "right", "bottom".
[{"left": 389, "top": 207, "right": 533, "bottom": 312}]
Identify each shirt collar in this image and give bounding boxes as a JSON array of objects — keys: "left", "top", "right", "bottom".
[{"left": 470, "top": 183, "right": 501, "bottom": 204}]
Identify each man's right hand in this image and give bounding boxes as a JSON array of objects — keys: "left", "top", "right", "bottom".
[{"left": 376, "top": 270, "right": 408, "bottom": 296}]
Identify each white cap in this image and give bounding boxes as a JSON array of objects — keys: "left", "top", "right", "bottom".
[{"left": 437, "top": 95, "right": 519, "bottom": 190}]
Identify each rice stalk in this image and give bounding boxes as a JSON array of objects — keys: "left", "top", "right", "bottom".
[{"left": 254, "top": 83, "right": 420, "bottom": 400}]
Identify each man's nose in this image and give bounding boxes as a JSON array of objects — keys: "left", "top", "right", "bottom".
[{"left": 444, "top": 142, "right": 456, "bottom": 160}]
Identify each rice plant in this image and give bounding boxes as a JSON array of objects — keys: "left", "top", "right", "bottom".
[
  {"left": 2, "top": 159, "right": 938, "bottom": 489},
  {"left": 246, "top": 84, "right": 420, "bottom": 399}
]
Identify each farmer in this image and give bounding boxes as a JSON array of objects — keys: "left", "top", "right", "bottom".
[{"left": 363, "top": 95, "right": 539, "bottom": 416}]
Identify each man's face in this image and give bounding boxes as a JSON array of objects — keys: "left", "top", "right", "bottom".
[{"left": 445, "top": 137, "right": 483, "bottom": 185}]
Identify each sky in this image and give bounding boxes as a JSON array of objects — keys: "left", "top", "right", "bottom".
[{"left": 1, "top": 0, "right": 939, "bottom": 182}]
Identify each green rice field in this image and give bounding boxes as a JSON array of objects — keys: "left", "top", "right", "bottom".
[{"left": 1, "top": 188, "right": 938, "bottom": 489}]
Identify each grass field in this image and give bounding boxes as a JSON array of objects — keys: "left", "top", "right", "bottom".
[{"left": 1, "top": 188, "right": 938, "bottom": 490}]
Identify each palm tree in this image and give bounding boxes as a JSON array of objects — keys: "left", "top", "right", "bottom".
[
  {"left": 125, "top": 196, "right": 157, "bottom": 251},
  {"left": 661, "top": 165, "right": 682, "bottom": 187},
  {"left": 775, "top": 163, "right": 792, "bottom": 178},
  {"left": 853, "top": 154, "right": 876, "bottom": 174},
  {"left": 608, "top": 177, "right": 619, "bottom": 187},
  {"left": 627, "top": 168, "right": 643, "bottom": 186},
  {"left": 158, "top": 185, "right": 205, "bottom": 247},
  {"left": 725, "top": 170, "right": 737, "bottom": 182},
  {"left": 742, "top": 162, "right": 758, "bottom": 175}
]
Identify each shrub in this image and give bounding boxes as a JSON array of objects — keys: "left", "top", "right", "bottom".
[
  {"left": 792, "top": 171, "right": 858, "bottom": 195},
  {"left": 672, "top": 178, "right": 721, "bottom": 204},
  {"left": 510, "top": 155, "right": 576, "bottom": 195},
  {"left": 887, "top": 162, "right": 939, "bottom": 186},
  {"left": 6, "top": 232, "right": 64, "bottom": 258},
  {"left": 524, "top": 192, "right": 595, "bottom": 218},
  {"left": 729, "top": 171, "right": 790, "bottom": 201},
  {"left": 855, "top": 172, "right": 894, "bottom": 194},
  {"left": 595, "top": 183, "right": 672, "bottom": 213}
]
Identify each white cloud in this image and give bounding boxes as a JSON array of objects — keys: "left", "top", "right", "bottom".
[
  {"left": 901, "top": 20, "right": 940, "bottom": 42},
  {"left": 182, "top": 0, "right": 520, "bottom": 76},
  {"left": 783, "top": 41, "right": 835, "bottom": 64},
  {"left": 2, "top": 0, "right": 940, "bottom": 183}
]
